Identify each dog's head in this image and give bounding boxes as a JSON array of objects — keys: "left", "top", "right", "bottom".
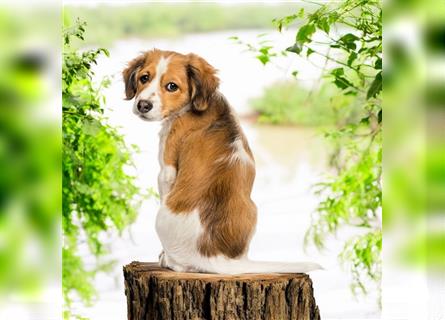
[{"left": 123, "top": 49, "right": 219, "bottom": 121}]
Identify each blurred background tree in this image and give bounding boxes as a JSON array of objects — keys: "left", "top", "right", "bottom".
[
  {"left": 234, "top": 0, "right": 382, "bottom": 302},
  {"left": 0, "top": 8, "right": 59, "bottom": 300},
  {"left": 62, "top": 19, "right": 144, "bottom": 319}
]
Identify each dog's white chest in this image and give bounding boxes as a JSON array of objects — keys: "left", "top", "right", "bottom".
[
  {"left": 158, "top": 120, "right": 171, "bottom": 167},
  {"left": 157, "top": 120, "right": 176, "bottom": 201}
]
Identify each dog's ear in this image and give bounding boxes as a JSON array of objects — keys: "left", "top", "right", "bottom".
[
  {"left": 123, "top": 54, "right": 146, "bottom": 100},
  {"left": 187, "top": 54, "right": 219, "bottom": 112}
]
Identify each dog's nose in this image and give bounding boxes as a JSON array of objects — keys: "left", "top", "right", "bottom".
[{"left": 137, "top": 100, "right": 153, "bottom": 113}]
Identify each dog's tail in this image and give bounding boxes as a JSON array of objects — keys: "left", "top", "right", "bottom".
[{"left": 199, "top": 258, "right": 322, "bottom": 275}]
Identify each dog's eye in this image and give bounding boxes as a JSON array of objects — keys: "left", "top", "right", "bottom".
[
  {"left": 166, "top": 82, "right": 178, "bottom": 92},
  {"left": 140, "top": 75, "right": 149, "bottom": 84}
]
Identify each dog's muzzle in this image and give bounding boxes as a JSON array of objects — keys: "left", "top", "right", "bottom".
[{"left": 137, "top": 100, "right": 153, "bottom": 113}]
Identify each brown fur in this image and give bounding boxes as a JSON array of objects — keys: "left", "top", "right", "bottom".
[
  {"left": 124, "top": 50, "right": 257, "bottom": 259},
  {"left": 165, "top": 95, "right": 257, "bottom": 259},
  {"left": 186, "top": 53, "right": 220, "bottom": 112}
]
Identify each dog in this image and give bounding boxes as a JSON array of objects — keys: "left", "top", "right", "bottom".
[{"left": 123, "top": 49, "right": 321, "bottom": 274}]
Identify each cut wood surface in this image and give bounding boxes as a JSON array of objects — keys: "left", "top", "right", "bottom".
[{"left": 124, "top": 261, "right": 320, "bottom": 320}]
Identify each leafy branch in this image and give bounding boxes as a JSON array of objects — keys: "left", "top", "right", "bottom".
[
  {"left": 62, "top": 19, "right": 146, "bottom": 319},
  {"left": 232, "top": 0, "right": 382, "bottom": 305}
]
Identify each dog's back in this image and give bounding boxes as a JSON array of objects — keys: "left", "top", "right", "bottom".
[{"left": 162, "top": 93, "right": 257, "bottom": 263}]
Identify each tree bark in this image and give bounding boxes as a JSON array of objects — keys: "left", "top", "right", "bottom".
[{"left": 124, "top": 261, "right": 320, "bottom": 320}]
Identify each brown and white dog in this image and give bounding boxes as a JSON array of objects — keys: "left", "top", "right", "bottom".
[{"left": 123, "top": 49, "right": 321, "bottom": 274}]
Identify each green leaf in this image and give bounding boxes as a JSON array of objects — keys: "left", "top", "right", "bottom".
[
  {"left": 347, "top": 52, "right": 357, "bottom": 66},
  {"left": 296, "top": 23, "right": 316, "bottom": 44},
  {"left": 344, "top": 89, "right": 358, "bottom": 96},
  {"left": 306, "top": 48, "right": 315, "bottom": 57},
  {"left": 375, "top": 57, "right": 382, "bottom": 69},
  {"left": 256, "top": 54, "right": 270, "bottom": 65},
  {"left": 291, "top": 70, "right": 298, "bottom": 78},
  {"left": 339, "top": 33, "right": 359, "bottom": 50},
  {"left": 286, "top": 43, "right": 302, "bottom": 54},
  {"left": 272, "top": 18, "right": 283, "bottom": 32},
  {"left": 318, "top": 18, "right": 330, "bottom": 34},
  {"left": 272, "top": 9, "right": 304, "bottom": 32},
  {"left": 366, "top": 72, "right": 382, "bottom": 99},
  {"left": 334, "top": 76, "right": 354, "bottom": 90},
  {"left": 328, "top": 11, "right": 339, "bottom": 24},
  {"left": 340, "top": 33, "right": 359, "bottom": 42},
  {"left": 360, "top": 116, "right": 370, "bottom": 125},
  {"left": 331, "top": 67, "right": 344, "bottom": 77},
  {"left": 259, "top": 46, "right": 272, "bottom": 55},
  {"left": 297, "top": 8, "right": 305, "bottom": 18}
]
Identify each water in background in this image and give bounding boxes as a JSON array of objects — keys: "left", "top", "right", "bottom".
[{"left": 73, "top": 30, "right": 380, "bottom": 319}]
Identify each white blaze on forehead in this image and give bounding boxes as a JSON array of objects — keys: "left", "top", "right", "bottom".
[
  {"left": 155, "top": 56, "right": 171, "bottom": 82},
  {"left": 134, "top": 55, "right": 171, "bottom": 120},
  {"left": 139, "top": 55, "right": 171, "bottom": 100}
]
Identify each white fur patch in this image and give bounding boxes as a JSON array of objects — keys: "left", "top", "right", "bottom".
[
  {"left": 195, "top": 255, "right": 323, "bottom": 274},
  {"left": 155, "top": 207, "right": 204, "bottom": 272},
  {"left": 158, "top": 165, "right": 176, "bottom": 201},
  {"left": 133, "top": 56, "right": 171, "bottom": 121},
  {"left": 157, "top": 118, "right": 173, "bottom": 202},
  {"left": 225, "top": 138, "right": 254, "bottom": 166},
  {"left": 158, "top": 118, "right": 172, "bottom": 162}
]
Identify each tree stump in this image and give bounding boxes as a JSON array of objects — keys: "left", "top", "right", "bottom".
[{"left": 124, "top": 261, "right": 320, "bottom": 320}]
